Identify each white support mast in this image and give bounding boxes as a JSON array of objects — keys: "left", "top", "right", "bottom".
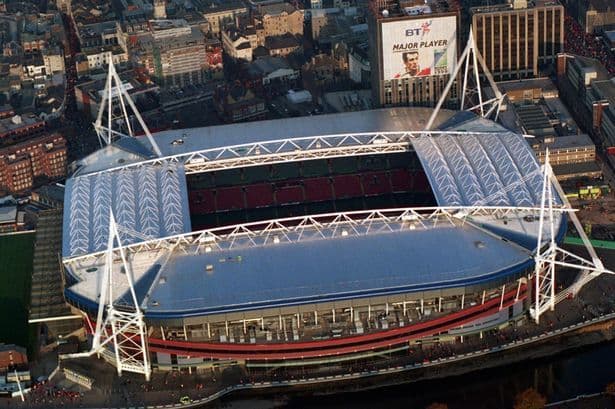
[
  {"left": 530, "top": 150, "right": 613, "bottom": 323},
  {"left": 62, "top": 210, "right": 152, "bottom": 381},
  {"left": 94, "top": 61, "right": 162, "bottom": 157},
  {"left": 425, "top": 27, "right": 505, "bottom": 131}
]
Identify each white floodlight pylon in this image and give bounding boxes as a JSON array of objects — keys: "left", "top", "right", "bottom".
[
  {"left": 63, "top": 209, "right": 151, "bottom": 381},
  {"left": 425, "top": 27, "right": 505, "bottom": 130},
  {"left": 94, "top": 60, "right": 162, "bottom": 157},
  {"left": 530, "top": 150, "right": 613, "bottom": 323}
]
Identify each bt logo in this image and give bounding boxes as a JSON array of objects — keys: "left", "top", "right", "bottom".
[{"left": 405, "top": 20, "right": 432, "bottom": 37}]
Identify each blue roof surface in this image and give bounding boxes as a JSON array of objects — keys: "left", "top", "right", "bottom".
[{"left": 143, "top": 222, "right": 532, "bottom": 318}]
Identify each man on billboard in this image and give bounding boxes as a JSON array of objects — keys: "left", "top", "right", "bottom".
[{"left": 399, "top": 51, "right": 431, "bottom": 78}]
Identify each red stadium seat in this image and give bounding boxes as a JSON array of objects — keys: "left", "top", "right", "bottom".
[
  {"left": 390, "top": 169, "right": 413, "bottom": 192},
  {"left": 216, "top": 187, "right": 245, "bottom": 211},
  {"left": 361, "top": 171, "right": 391, "bottom": 196},
  {"left": 189, "top": 189, "right": 216, "bottom": 214},
  {"left": 275, "top": 185, "right": 304, "bottom": 205},
  {"left": 333, "top": 175, "right": 362, "bottom": 198},
  {"left": 245, "top": 184, "right": 274, "bottom": 208},
  {"left": 304, "top": 177, "right": 333, "bottom": 202},
  {"left": 413, "top": 171, "right": 430, "bottom": 191}
]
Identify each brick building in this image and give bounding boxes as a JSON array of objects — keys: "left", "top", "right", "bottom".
[{"left": 0, "top": 133, "right": 66, "bottom": 193}]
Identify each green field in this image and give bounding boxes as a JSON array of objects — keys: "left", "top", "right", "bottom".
[{"left": 0, "top": 232, "right": 35, "bottom": 352}]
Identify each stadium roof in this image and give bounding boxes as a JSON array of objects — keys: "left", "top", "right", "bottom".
[
  {"left": 65, "top": 214, "right": 535, "bottom": 318},
  {"left": 63, "top": 108, "right": 549, "bottom": 259},
  {"left": 146, "top": 223, "right": 532, "bottom": 316},
  {"left": 63, "top": 162, "right": 191, "bottom": 257}
]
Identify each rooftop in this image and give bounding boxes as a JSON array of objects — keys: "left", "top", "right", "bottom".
[
  {"left": 144, "top": 220, "right": 532, "bottom": 316},
  {"left": 591, "top": 78, "right": 615, "bottom": 105},
  {"left": 370, "top": 0, "right": 459, "bottom": 20},
  {"left": 470, "top": 0, "right": 561, "bottom": 15},
  {"left": 534, "top": 133, "right": 596, "bottom": 152},
  {"left": 257, "top": 2, "right": 299, "bottom": 16}
]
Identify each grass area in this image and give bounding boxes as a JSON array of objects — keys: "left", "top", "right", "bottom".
[{"left": 0, "top": 232, "right": 35, "bottom": 353}]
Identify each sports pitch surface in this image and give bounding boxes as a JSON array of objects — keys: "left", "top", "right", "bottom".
[{"left": 0, "top": 232, "right": 35, "bottom": 351}]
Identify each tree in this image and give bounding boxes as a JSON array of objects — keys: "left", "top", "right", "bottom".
[
  {"left": 425, "top": 403, "right": 448, "bottom": 409},
  {"left": 514, "top": 388, "right": 547, "bottom": 409}
]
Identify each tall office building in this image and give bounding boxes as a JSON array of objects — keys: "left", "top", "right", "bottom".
[
  {"left": 471, "top": 0, "right": 564, "bottom": 80},
  {"left": 368, "top": 0, "right": 460, "bottom": 107}
]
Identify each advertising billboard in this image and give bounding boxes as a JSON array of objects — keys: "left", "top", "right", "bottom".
[{"left": 381, "top": 15, "right": 457, "bottom": 81}]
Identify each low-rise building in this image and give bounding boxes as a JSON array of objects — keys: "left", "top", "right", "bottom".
[
  {"left": 247, "top": 56, "right": 300, "bottom": 87},
  {"left": 265, "top": 33, "right": 301, "bottom": 57},
  {"left": 194, "top": 0, "right": 247, "bottom": 35},
  {"left": 0, "top": 114, "right": 45, "bottom": 142},
  {"left": 22, "top": 52, "right": 46, "bottom": 79},
  {"left": 533, "top": 133, "right": 597, "bottom": 165},
  {"left": 0, "top": 345, "right": 27, "bottom": 371},
  {"left": 0, "top": 133, "right": 66, "bottom": 194},
  {"left": 32, "top": 184, "right": 64, "bottom": 208},
  {"left": 42, "top": 47, "right": 65, "bottom": 74},
  {"left": 77, "top": 21, "right": 129, "bottom": 74},
  {"left": 222, "top": 26, "right": 258, "bottom": 61},
  {"left": 348, "top": 42, "right": 370, "bottom": 86},
  {"left": 254, "top": 2, "right": 304, "bottom": 38},
  {"left": 0, "top": 204, "right": 24, "bottom": 232},
  {"left": 214, "top": 83, "right": 267, "bottom": 123}
]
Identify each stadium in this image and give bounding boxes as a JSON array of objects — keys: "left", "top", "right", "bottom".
[{"left": 60, "top": 106, "right": 566, "bottom": 375}]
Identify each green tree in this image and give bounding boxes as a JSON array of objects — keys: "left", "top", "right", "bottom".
[{"left": 514, "top": 388, "right": 547, "bottom": 409}]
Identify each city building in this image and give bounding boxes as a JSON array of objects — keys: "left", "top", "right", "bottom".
[
  {"left": 264, "top": 33, "right": 301, "bottom": 57},
  {"left": 213, "top": 83, "right": 267, "bottom": 122},
  {"left": 470, "top": 0, "right": 565, "bottom": 80},
  {"left": 132, "top": 19, "right": 209, "bottom": 87},
  {"left": 119, "top": 0, "right": 153, "bottom": 22},
  {"left": 77, "top": 21, "right": 129, "bottom": 73},
  {"left": 0, "top": 203, "right": 24, "bottom": 233},
  {"left": 303, "top": 52, "right": 346, "bottom": 89},
  {"left": 246, "top": 55, "right": 300, "bottom": 88},
  {"left": 222, "top": 26, "right": 259, "bottom": 61},
  {"left": 42, "top": 47, "right": 65, "bottom": 75},
  {"left": 557, "top": 54, "right": 615, "bottom": 150},
  {"left": 154, "top": 0, "right": 167, "bottom": 19},
  {"left": 254, "top": 2, "right": 304, "bottom": 38},
  {"left": 536, "top": 133, "right": 597, "bottom": 164},
  {"left": 194, "top": 0, "right": 248, "bottom": 35},
  {"left": 31, "top": 184, "right": 65, "bottom": 209},
  {"left": 0, "top": 114, "right": 45, "bottom": 141},
  {"left": 368, "top": 0, "right": 460, "bottom": 107},
  {"left": 311, "top": 7, "right": 365, "bottom": 46},
  {"left": 348, "top": 43, "right": 371, "bottom": 86},
  {"left": 561, "top": 0, "right": 615, "bottom": 34},
  {"left": 0, "top": 132, "right": 66, "bottom": 194},
  {"left": 0, "top": 344, "right": 27, "bottom": 371}
]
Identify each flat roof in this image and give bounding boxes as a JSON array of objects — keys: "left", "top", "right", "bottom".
[
  {"left": 535, "top": 134, "right": 595, "bottom": 151},
  {"left": 143, "top": 221, "right": 532, "bottom": 316}
]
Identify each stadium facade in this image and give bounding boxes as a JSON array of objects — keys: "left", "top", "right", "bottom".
[{"left": 61, "top": 107, "right": 566, "bottom": 373}]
